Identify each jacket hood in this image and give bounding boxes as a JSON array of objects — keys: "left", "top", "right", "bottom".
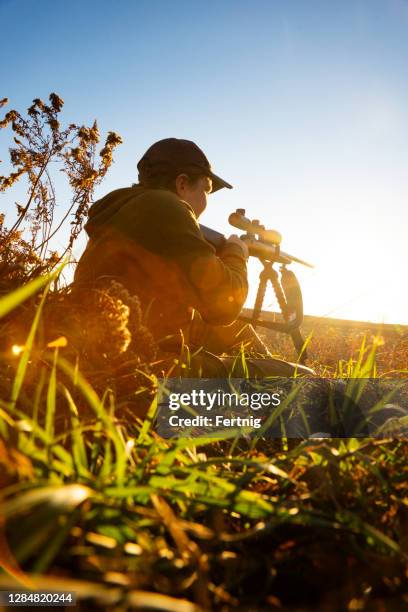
[{"left": 85, "top": 184, "right": 146, "bottom": 236}]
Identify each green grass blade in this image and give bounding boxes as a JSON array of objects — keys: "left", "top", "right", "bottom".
[
  {"left": 0, "top": 272, "right": 54, "bottom": 319},
  {"left": 55, "top": 355, "right": 127, "bottom": 484},
  {"left": 45, "top": 349, "right": 58, "bottom": 439},
  {"left": 10, "top": 283, "right": 51, "bottom": 405},
  {"left": 62, "top": 385, "right": 89, "bottom": 475}
]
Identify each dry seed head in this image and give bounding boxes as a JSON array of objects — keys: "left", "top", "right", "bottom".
[{"left": 49, "top": 93, "right": 64, "bottom": 112}]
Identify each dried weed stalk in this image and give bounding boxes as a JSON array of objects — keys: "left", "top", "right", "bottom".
[{"left": 0, "top": 93, "right": 122, "bottom": 287}]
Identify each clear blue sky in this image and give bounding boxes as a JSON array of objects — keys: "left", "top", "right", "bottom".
[{"left": 1, "top": 0, "right": 408, "bottom": 323}]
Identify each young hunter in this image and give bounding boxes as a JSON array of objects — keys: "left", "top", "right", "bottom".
[{"left": 74, "top": 138, "right": 270, "bottom": 357}]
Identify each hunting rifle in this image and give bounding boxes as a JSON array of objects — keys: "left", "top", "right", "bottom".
[{"left": 200, "top": 209, "right": 314, "bottom": 363}]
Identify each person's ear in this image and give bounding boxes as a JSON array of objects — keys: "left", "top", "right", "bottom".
[{"left": 175, "top": 173, "right": 188, "bottom": 196}]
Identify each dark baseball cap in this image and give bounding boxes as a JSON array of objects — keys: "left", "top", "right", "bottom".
[{"left": 137, "top": 138, "right": 233, "bottom": 193}]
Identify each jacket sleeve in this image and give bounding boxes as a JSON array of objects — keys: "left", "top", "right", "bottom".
[
  {"left": 182, "top": 238, "right": 249, "bottom": 325},
  {"left": 114, "top": 190, "right": 248, "bottom": 325}
]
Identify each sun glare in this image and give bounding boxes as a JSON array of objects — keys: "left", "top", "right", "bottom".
[
  {"left": 11, "top": 344, "right": 24, "bottom": 356},
  {"left": 243, "top": 211, "right": 408, "bottom": 325}
]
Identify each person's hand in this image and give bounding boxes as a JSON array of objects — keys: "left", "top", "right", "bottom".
[{"left": 226, "top": 234, "right": 249, "bottom": 259}]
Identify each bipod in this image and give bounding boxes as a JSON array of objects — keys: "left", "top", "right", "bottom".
[{"left": 239, "top": 260, "right": 308, "bottom": 363}]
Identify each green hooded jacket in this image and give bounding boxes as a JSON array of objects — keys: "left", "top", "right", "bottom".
[{"left": 74, "top": 185, "right": 248, "bottom": 344}]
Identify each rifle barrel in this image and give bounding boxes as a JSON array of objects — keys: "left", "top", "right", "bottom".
[{"left": 278, "top": 250, "right": 314, "bottom": 268}]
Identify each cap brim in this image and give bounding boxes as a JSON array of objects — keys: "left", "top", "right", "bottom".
[{"left": 209, "top": 171, "right": 233, "bottom": 193}]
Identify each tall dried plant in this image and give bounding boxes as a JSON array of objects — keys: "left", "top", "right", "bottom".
[{"left": 0, "top": 93, "right": 122, "bottom": 290}]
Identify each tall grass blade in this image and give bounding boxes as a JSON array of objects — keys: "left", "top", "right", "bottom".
[
  {"left": 62, "top": 385, "right": 89, "bottom": 475},
  {"left": 45, "top": 349, "right": 58, "bottom": 440},
  {"left": 0, "top": 272, "right": 55, "bottom": 319},
  {"left": 10, "top": 282, "right": 51, "bottom": 405}
]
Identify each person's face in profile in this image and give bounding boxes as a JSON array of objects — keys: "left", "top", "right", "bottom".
[{"left": 175, "top": 175, "right": 212, "bottom": 218}]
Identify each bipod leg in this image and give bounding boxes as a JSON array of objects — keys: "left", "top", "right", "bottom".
[
  {"left": 269, "top": 266, "right": 308, "bottom": 364},
  {"left": 252, "top": 262, "right": 274, "bottom": 325}
]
